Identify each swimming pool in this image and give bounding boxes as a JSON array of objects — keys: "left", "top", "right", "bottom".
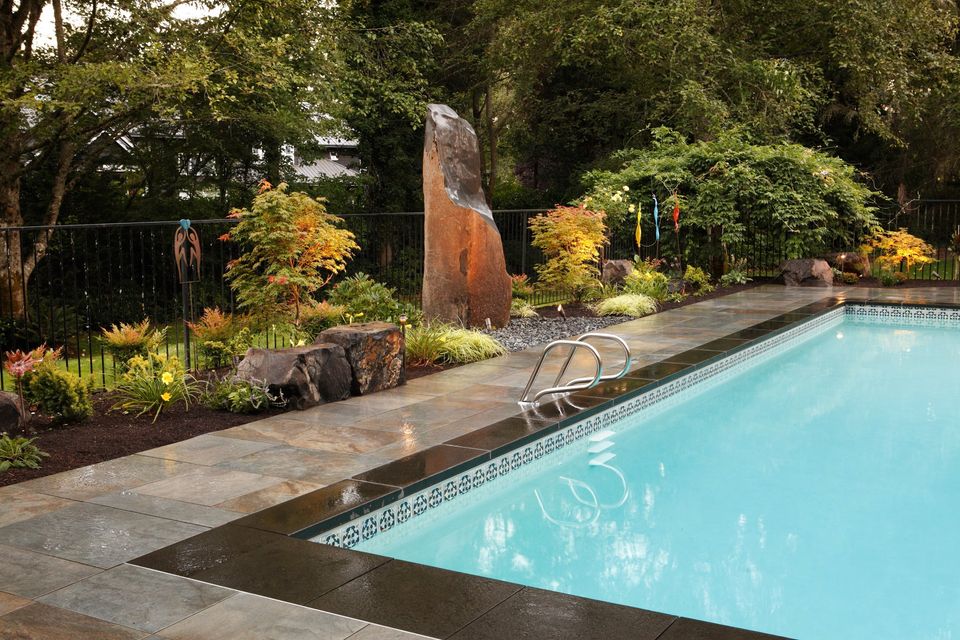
[{"left": 315, "top": 305, "right": 960, "bottom": 639}]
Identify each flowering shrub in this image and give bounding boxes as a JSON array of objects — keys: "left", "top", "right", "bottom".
[
  {"left": 224, "top": 182, "right": 359, "bottom": 326},
  {"left": 112, "top": 353, "right": 199, "bottom": 422},
  {"left": 3, "top": 348, "right": 39, "bottom": 418}
]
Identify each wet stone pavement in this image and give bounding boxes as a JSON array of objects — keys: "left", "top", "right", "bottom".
[{"left": 1, "top": 285, "right": 958, "bottom": 639}]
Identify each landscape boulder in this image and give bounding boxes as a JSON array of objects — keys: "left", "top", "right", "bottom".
[
  {"left": 422, "top": 104, "right": 512, "bottom": 328},
  {"left": 316, "top": 322, "right": 405, "bottom": 395},
  {"left": 236, "top": 344, "right": 352, "bottom": 410},
  {"left": 780, "top": 258, "right": 834, "bottom": 287},
  {"left": 824, "top": 251, "right": 871, "bottom": 277},
  {"left": 0, "top": 391, "right": 23, "bottom": 431},
  {"left": 601, "top": 259, "right": 634, "bottom": 285}
]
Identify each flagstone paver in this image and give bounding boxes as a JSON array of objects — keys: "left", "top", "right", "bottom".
[
  {"left": 2, "top": 285, "right": 957, "bottom": 638},
  {"left": 0, "top": 503, "right": 206, "bottom": 568},
  {"left": 39, "top": 564, "right": 235, "bottom": 633}
]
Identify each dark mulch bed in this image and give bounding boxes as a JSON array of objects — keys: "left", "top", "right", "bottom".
[{"left": 2, "top": 393, "right": 285, "bottom": 487}]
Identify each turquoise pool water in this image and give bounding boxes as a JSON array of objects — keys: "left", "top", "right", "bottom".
[{"left": 356, "top": 315, "right": 960, "bottom": 639}]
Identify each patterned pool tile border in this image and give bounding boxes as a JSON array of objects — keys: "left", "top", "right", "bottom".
[
  {"left": 315, "top": 307, "right": 847, "bottom": 549},
  {"left": 847, "top": 303, "right": 960, "bottom": 327}
]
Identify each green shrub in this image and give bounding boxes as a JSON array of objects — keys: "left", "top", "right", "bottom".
[
  {"left": 406, "top": 324, "right": 506, "bottom": 365},
  {"left": 510, "top": 274, "right": 535, "bottom": 299},
  {"left": 510, "top": 299, "right": 538, "bottom": 318},
  {"left": 203, "top": 376, "right": 282, "bottom": 414},
  {"left": 593, "top": 293, "right": 658, "bottom": 317},
  {"left": 328, "top": 273, "right": 404, "bottom": 322},
  {"left": 0, "top": 434, "right": 48, "bottom": 472},
  {"left": 24, "top": 364, "right": 93, "bottom": 423},
  {"left": 839, "top": 272, "right": 860, "bottom": 285},
  {"left": 299, "top": 301, "right": 347, "bottom": 338},
  {"left": 878, "top": 270, "right": 898, "bottom": 286},
  {"left": 529, "top": 206, "right": 607, "bottom": 301},
  {"left": 719, "top": 257, "right": 752, "bottom": 287},
  {"left": 582, "top": 128, "right": 879, "bottom": 267},
  {"left": 100, "top": 320, "right": 166, "bottom": 371},
  {"left": 683, "top": 266, "right": 715, "bottom": 296},
  {"left": 188, "top": 308, "right": 249, "bottom": 368},
  {"left": 113, "top": 353, "right": 199, "bottom": 422},
  {"left": 624, "top": 263, "right": 670, "bottom": 301}
]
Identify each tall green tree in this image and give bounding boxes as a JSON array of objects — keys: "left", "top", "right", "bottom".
[{"left": 0, "top": 0, "right": 339, "bottom": 317}]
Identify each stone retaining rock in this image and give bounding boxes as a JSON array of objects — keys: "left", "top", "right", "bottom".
[
  {"left": 317, "top": 322, "right": 405, "bottom": 395},
  {"left": 236, "top": 344, "right": 352, "bottom": 410},
  {"left": 780, "top": 258, "right": 834, "bottom": 287},
  {"left": 601, "top": 259, "right": 634, "bottom": 285},
  {"left": 0, "top": 391, "right": 23, "bottom": 431}
]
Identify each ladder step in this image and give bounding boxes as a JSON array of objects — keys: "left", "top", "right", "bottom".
[
  {"left": 589, "top": 430, "right": 616, "bottom": 442},
  {"left": 589, "top": 452, "right": 616, "bottom": 466},
  {"left": 588, "top": 441, "right": 614, "bottom": 454}
]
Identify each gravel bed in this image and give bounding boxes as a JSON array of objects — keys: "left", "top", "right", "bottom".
[{"left": 485, "top": 315, "right": 632, "bottom": 352}]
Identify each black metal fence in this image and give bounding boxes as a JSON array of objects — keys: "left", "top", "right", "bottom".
[{"left": 2, "top": 201, "right": 959, "bottom": 388}]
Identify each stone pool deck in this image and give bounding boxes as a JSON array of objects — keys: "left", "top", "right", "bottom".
[{"left": 0, "top": 284, "right": 957, "bottom": 639}]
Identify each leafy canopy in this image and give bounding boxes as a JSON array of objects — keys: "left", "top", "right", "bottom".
[
  {"left": 224, "top": 183, "right": 359, "bottom": 324},
  {"left": 583, "top": 128, "right": 879, "bottom": 269}
]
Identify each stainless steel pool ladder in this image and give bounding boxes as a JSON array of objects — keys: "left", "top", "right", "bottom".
[{"left": 518, "top": 333, "right": 631, "bottom": 407}]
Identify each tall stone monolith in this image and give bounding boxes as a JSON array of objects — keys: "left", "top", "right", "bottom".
[{"left": 422, "top": 104, "right": 511, "bottom": 328}]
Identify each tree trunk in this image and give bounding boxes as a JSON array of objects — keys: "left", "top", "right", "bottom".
[
  {"left": 485, "top": 86, "right": 497, "bottom": 197},
  {"left": 0, "top": 161, "right": 27, "bottom": 320}
]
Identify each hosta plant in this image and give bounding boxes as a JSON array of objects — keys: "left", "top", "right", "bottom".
[
  {"left": 0, "top": 434, "right": 48, "bottom": 472},
  {"left": 202, "top": 376, "right": 283, "bottom": 414}
]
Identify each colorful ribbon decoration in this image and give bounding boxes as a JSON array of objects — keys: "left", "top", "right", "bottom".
[
  {"left": 635, "top": 203, "right": 642, "bottom": 249},
  {"left": 672, "top": 193, "right": 680, "bottom": 231},
  {"left": 652, "top": 195, "right": 660, "bottom": 241}
]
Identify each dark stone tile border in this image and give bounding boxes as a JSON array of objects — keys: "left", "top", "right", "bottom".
[{"left": 136, "top": 294, "right": 951, "bottom": 640}]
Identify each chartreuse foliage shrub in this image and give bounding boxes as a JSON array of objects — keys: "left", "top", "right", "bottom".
[
  {"left": 593, "top": 294, "right": 658, "bottom": 317},
  {"left": 405, "top": 324, "right": 506, "bottom": 365},
  {"left": 861, "top": 228, "right": 935, "bottom": 274},
  {"left": 510, "top": 298, "right": 538, "bottom": 318},
  {"left": 113, "top": 353, "right": 199, "bottom": 422},
  {"left": 188, "top": 308, "right": 252, "bottom": 368},
  {"left": 23, "top": 346, "right": 93, "bottom": 423},
  {"left": 223, "top": 182, "right": 359, "bottom": 326},
  {"left": 299, "top": 301, "right": 347, "bottom": 338},
  {"left": 683, "top": 266, "right": 715, "bottom": 295},
  {"left": 100, "top": 320, "right": 166, "bottom": 371},
  {"left": 0, "top": 434, "right": 48, "bottom": 472},
  {"left": 529, "top": 206, "right": 607, "bottom": 301},
  {"left": 583, "top": 128, "right": 879, "bottom": 269},
  {"left": 624, "top": 258, "right": 670, "bottom": 301}
]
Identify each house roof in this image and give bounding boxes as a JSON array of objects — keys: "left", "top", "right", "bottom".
[{"left": 294, "top": 158, "right": 358, "bottom": 180}]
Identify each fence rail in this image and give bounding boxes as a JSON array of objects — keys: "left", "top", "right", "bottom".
[{"left": 2, "top": 201, "right": 959, "bottom": 388}]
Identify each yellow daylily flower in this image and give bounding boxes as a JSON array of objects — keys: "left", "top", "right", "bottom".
[
  {"left": 160, "top": 392, "right": 172, "bottom": 402},
  {"left": 161, "top": 372, "right": 174, "bottom": 385}
]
